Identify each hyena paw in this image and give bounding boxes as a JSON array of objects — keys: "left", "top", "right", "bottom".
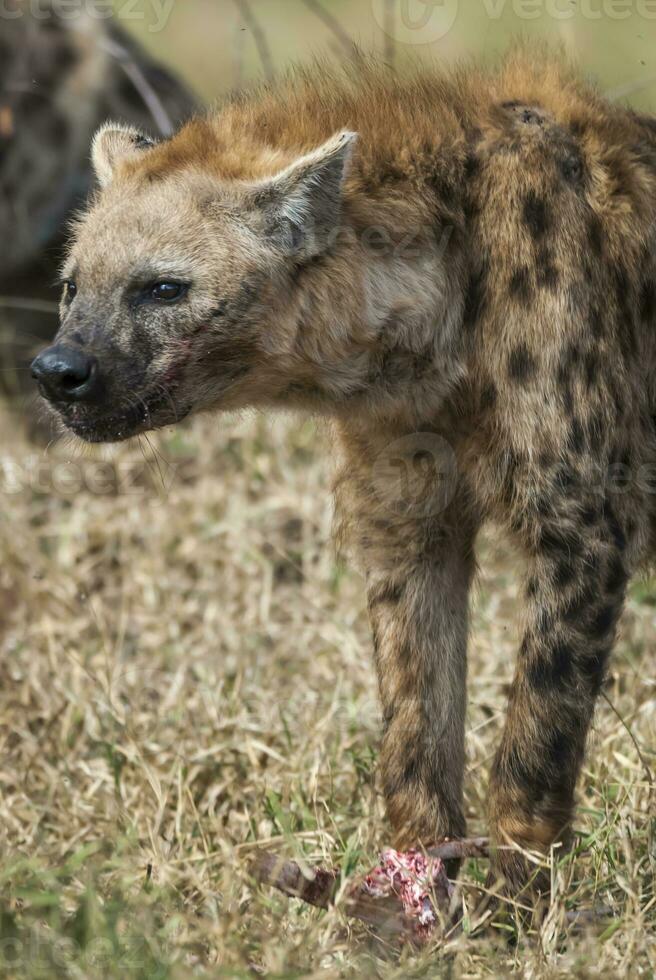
[
  {"left": 488, "top": 845, "right": 549, "bottom": 896},
  {"left": 486, "top": 804, "right": 568, "bottom": 914},
  {"left": 485, "top": 841, "right": 552, "bottom": 927}
]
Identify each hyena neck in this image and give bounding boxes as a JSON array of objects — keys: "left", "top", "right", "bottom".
[{"left": 276, "top": 227, "right": 468, "bottom": 427}]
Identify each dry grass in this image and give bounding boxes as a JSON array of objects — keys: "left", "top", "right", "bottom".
[
  {"left": 3, "top": 2, "right": 656, "bottom": 973},
  {"left": 0, "top": 400, "right": 654, "bottom": 977}
]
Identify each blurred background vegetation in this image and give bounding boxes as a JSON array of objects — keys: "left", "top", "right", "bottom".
[{"left": 120, "top": 0, "right": 656, "bottom": 110}]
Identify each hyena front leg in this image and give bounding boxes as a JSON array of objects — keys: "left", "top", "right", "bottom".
[
  {"left": 336, "top": 430, "right": 478, "bottom": 856},
  {"left": 488, "top": 480, "right": 630, "bottom": 897},
  {"left": 367, "top": 513, "right": 476, "bottom": 853}
]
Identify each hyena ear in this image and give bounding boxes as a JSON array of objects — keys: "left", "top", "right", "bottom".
[
  {"left": 252, "top": 130, "right": 358, "bottom": 258},
  {"left": 91, "top": 122, "right": 157, "bottom": 187}
]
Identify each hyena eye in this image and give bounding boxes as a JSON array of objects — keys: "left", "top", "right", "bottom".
[
  {"left": 150, "top": 281, "right": 189, "bottom": 303},
  {"left": 63, "top": 280, "right": 77, "bottom": 303}
]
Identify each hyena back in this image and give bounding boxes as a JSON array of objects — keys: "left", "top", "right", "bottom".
[{"left": 32, "top": 47, "right": 656, "bottom": 897}]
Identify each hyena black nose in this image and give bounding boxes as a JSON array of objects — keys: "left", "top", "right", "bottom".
[{"left": 31, "top": 345, "right": 99, "bottom": 404}]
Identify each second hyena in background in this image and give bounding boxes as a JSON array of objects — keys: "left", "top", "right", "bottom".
[
  {"left": 32, "top": 48, "right": 656, "bottom": 898},
  {"left": 0, "top": 3, "right": 196, "bottom": 405}
]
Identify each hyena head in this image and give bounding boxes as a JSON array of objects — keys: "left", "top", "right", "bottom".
[{"left": 32, "top": 121, "right": 358, "bottom": 442}]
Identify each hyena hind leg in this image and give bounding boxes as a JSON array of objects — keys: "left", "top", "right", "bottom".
[{"left": 488, "top": 483, "right": 631, "bottom": 900}]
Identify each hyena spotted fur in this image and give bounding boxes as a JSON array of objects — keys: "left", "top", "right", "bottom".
[{"left": 32, "top": 47, "right": 656, "bottom": 898}]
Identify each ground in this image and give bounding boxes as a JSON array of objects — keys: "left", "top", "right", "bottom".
[{"left": 0, "top": 403, "right": 654, "bottom": 978}]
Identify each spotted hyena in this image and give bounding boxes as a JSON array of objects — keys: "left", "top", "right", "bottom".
[{"left": 32, "top": 48, "right": 656, "bottom": 899}]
